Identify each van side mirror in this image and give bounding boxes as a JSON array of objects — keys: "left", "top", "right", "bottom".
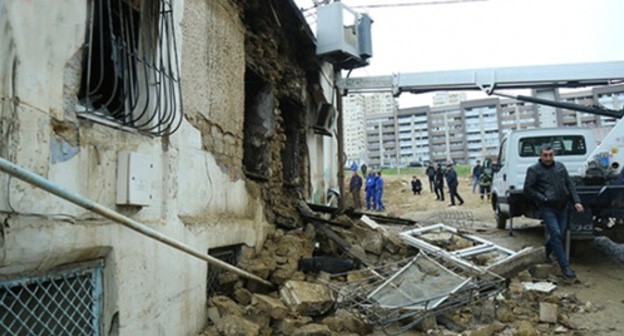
[{"left": 492, "top": 163, "right": 501, "bottom": 173}]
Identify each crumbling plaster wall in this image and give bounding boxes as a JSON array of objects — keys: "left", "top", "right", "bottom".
[
  {"left": 181, "top": 0, "right": 246, "bottom": 176},
  {"left": 0, "top": 0, "right": 276, "bottom": 335},
  {"left": 238, "top": 0, "right": 338, "bottom": 225}
]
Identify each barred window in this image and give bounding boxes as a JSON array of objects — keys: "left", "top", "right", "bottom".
[
  {"left": 78, "top": 0, "right": 183, "bottom": 136},
  {"left": 0, "top": 260, "right": 104, "bottom": 336}
]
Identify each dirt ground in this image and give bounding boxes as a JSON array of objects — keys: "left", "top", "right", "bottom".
[{"left": 358, "top": 174, "right": 624, "bottom": 335}]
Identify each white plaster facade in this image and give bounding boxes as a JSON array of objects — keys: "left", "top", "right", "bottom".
[{"left": 0, "top": 1, "right": 338, "bottom": 335}]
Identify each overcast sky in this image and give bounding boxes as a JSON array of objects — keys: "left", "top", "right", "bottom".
[{"left": 296, "top": 0, "right": 624, "bottom": 106}]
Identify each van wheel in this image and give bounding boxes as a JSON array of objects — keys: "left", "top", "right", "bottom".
[{"left": 495, "top": 202, "right": 508, "bottom": 229}]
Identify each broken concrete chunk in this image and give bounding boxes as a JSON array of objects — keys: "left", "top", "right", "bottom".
[
  {"left": 529, "top": 264, "right": 553, "bottom": 278},
  {"left": 216, "top": 314, "right": 260, "bottom": 336},
  {"left": 415, "top": 315, "right": 438, "bottom": 332},
  {"left": 495, "top": 305, "right": 515, "bottom": 323},
  {"left": 233, "top": 287, "right": 253, "bottom": 306},
  {"left": 515, "top": 320, "right": 538, "bottom": 336},
  {"left": 360, "top": 215, "right": 381, "bottom": 230},
  {"left": 360, "top": 229, "right": 384, "bottom": 255},
  {"left": 238, "top": 255, "right": 277, "bottom": 280},
  {"left": 275, "top": 234, "right": 311, "bottom": 257},
  {"left": 207, "top": 306, "right": 221, "bottom": 325},
  {"left": 210, "top": 295, "right": 244, "bottom": 317},
  {"left": 321, "top": 309, "right": 371, "bottom": 334},
  {"left": 554, "top": 326, "right": 568, "bottom": 333},
  {"left": 244, "top": 306, "right": 271, "bottom": 329},
  {"left": 539, "top": 302, "right": 558, "bottom": 323},
  {"left": 252, "top": 293, "right": 289, "bottom": 319},
  {"left": 508, "top": 281, "right": 525, "bottom": 298},
  {"left": 259, "top": 326, "right": 273, "bottom": 336},
  {"left": 279, "top": 280, "right": 334, "bottom": 316},
  {"left": 291, "top": 323, "right": 332, "bottom": 336},
  {"left": 273, "top": 317, "right": 313, "bottom": 335},
  {"left": 271, "top": 260, "right": 299, "bottom": 285},
  {"left": 467, "top": 322, "right": 506, "bottom": 336}
]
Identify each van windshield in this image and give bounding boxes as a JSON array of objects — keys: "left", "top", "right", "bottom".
[{"left": 518, "top": 135, "right": 587, "bottom": 157}]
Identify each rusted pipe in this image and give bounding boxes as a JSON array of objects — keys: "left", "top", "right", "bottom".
[{"left": 0, "top": 157, "right": 273, "bottom": 287}]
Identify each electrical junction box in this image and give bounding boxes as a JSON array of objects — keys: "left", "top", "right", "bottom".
[
  {"left": 116, "top": 151, "right": 154, "bottom": 206},
  {"left": 316, "top": 2, "right": 373, "bottom": 70}
]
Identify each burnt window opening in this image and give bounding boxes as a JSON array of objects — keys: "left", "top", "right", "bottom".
[
  {"left": 206, "top": 245, "right": 241, "bottom": 299},
  {"left": 77, "top": 0, "right": 183, "bottom": 136},
  {"left": 280, "top": 99, "right": 302, "bottom": 186},
  {"left": 243, "top": 69, "right": 274, "bottom": 180}
]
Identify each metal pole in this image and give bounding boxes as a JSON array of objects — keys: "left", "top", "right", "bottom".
[
  {"left": 335, "top": 69, "right": 346, "bottom": 211},
  {"left": 0, "top": 157, "right": 273, "bottom": 287}
]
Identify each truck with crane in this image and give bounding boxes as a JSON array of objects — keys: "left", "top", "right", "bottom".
[{"left": 338, "top": 61, "right": 624, "bottom": 243}]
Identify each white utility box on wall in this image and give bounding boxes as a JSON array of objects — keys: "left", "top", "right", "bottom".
[{"left": 116, "top": 151, "right": 154, "bottom": 206}]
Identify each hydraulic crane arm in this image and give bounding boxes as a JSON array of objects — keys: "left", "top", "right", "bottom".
[
  {"left": 339, "top": 61, "right": 624, "bottom": 95},
  {"left": 339, "top": 60, "right": 624, "bottom": 116}
]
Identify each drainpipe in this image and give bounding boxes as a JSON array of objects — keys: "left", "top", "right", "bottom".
[
  {"left": 0, "top": 157, "right": 274, "bottom": 288},
  {"left": 335, "top": 69, "right": 346, "bottom": 211}
]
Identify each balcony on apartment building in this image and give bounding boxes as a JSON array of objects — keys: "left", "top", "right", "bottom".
[
  {"left": 368, "top": 143, "right": 381, "bottom": 150},
  {"left": 383, "top": 142, "right": 397, "bottom": 149}
]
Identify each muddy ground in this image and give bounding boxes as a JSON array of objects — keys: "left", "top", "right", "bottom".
[{"left": 372, "top": 173, "right": 624, "bottom": 335}]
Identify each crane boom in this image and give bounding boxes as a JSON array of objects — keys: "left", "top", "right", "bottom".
[{"left": 339, "top": 61, "right": 624, "bottom": 95}]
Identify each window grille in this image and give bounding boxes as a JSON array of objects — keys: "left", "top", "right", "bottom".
[
  {"left": 78, "top": 0, "right": 183, "bottom": 136},
  {"left": 0, "top": 261, "right": 104, "bottom": 336},
  {"left": 206, "top": 246, "right": 241, "bottom": 299}
]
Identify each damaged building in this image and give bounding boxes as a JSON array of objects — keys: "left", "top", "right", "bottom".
[{"left": 0, "top": 0, "right": 355, "bottom": 334}]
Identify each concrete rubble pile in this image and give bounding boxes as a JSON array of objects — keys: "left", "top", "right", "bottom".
[{"left": 199, "top": 214, "right": 596, "bottom": 336}]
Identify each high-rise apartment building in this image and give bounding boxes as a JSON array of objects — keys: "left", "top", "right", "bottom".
[
  {"left": 432, "top": 91, "right": 467, "bottom": 106},
  {"left": 349, "top": 85, "right": 624, "bottom": 168},
  {"left": 342, "top": 94, "right": 366, "bottom": 165},
  {"left": 344, "top": 92, "right": 397, "bottom": 165},
  {"left": 396, "top": 106, "right": 430, "bottom": 165}
]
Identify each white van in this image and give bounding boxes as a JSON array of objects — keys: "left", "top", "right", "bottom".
[{"left": 491, "top": 127, "right": 596, "bottom": 229}]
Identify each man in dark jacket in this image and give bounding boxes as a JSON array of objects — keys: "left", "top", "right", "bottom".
[
  {"left": 349, "top": 170, "right": 363, "bottom": 209},
  {"left": 434, "top": 164, "right": 445, "bottom": 201},
  {"left": 472, "top": 160, "right": 483, "bottom": 193},
  {"left": 445, "top": 163, "right": 464, "bottom": 206},
  {"left": 411, "top": 176, "right": 422, "bottom": 195},
  {"left": 426, "top": 163, "right": 436, "bottom": 192},
  {"left": 524, "top": 145, "right": 584, "bottom": 279}
]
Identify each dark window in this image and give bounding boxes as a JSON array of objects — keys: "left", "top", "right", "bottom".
[
  {"left": 243, "top": 69, "right": 273, "bottom": 180},
  {"left": 518, "top": 135, "right": 587, "bottom": 157},
  {"left": 206, "top": 246, "right": 241, "bottom": 299},
  {"left": 78, "top": 0, "right": 183, "bottom": 136},
  {"left": 281, "top": 99, "right": 302, "bottom": 186}
]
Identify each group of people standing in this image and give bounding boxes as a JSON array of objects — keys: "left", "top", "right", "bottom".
[
  {"left": 348, "top": 163, "right": 385, "bottom": 211},
  {"left": 425, "top": 163, "right": 464, "bottom": 206}
]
